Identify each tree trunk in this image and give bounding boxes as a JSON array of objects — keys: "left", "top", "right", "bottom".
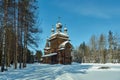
[
  {"left": 13, "top": 0, "right": 17, "bottom": 69},
  {"left": 18, "top": 1, "right": 22, "bottom": 69}
]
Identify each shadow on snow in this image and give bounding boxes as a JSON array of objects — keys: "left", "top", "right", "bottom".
[{"left": 0, "top": 63, "right": 92, "bottom": 80}]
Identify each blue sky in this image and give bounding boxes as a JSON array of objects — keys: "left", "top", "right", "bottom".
[{"left": 35, "top": 0, "right": 120, "bottom": 53}]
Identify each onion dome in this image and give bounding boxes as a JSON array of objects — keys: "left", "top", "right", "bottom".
[
  {"left": 64, "top": 27, "right": 68, "bottom": 35},
  {"left": 51, "top": 27, "right": 55, "bottom": 35},
  {"left": 56, "top": 22, "right": 62, "bottom": 29},
  {"left": 64, "top": 27, "right": 67, "bottom": 31}
]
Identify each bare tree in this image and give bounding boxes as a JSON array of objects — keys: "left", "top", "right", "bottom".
[
  {"left": 98, "top": 34, "right": 106, "bottom": 63},
  {"left": 89, "top": 35, "right": 98, "bottom": 63}
]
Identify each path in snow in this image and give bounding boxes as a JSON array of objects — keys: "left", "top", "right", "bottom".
[{"left": 0, "top": 63, "right": 120, "bottom": 80}]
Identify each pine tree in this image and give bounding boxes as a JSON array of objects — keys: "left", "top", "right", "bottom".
[
  {"left": 108, "top": 30, "right": 114, "bottom": 63},
  {"left": 0, "top": 0, "right": 41, "bottom": 71},
  {"left": 1, "top": 0, "right": 8, "bottom": 72}
]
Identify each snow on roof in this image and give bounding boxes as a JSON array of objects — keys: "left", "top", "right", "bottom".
[
  {"left": 51, "top": 32, "right": 68, "bottom": 37},
  {"left": 58, "top": 48, "right": 65, "bottom": 50},
  {"left": 42, "top": 53, "right": 57, "bottom": 57},
  {"left": 44, "top": 47, "right": 50, "bottom": 50},
  {"left": 59, "top": 41, "right": 70, "bottom": 48}
]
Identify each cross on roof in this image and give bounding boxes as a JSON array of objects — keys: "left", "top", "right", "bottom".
[
  {"left": 57, "top": 17, "right": 61, "bottom": 23},
  {"left": 52, "top": 25, "right": 54, "bottom": 28},
  {"left": 64, "top": 24, "right": 67, "bottom": 27}
]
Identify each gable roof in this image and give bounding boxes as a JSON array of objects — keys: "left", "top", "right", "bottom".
[
  {"left": 42, "top": 53, "right": 57, "bottom": 57},
  {"left": 59, "top": 41, "right": 72, "bottom": 48},
  {"left": 44, "top": 47, "right": 50, "bottom": 50}
]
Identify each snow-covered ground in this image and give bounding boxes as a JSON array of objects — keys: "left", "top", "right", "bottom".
[{"left": 0, "top": 63, "right": 120, "bottom": 80}]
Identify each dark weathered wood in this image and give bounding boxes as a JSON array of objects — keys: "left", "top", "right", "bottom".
[{"left": 43, "top": 25, "right": 72, "bottom": 64}]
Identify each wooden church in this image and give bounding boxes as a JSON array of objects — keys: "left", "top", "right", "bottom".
[{"left": 42, "top": 21, "right": 72, "bottom": 64}]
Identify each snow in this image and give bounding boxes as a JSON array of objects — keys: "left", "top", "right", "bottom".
[
  {"left": 51, "top": 32, "right": 68, "bottom": 37},
  {"left": 59, "top": 41, "right": 69, "bottom": 48},
  {"left": 44, "top": 47, "right": 50, "bottom": 50},
  {"left": 58, "top": 48, "right": 65, "bottom": 50},
  {"left": 42, "top": 53, "right": 57, "bottom": 57},
  {"left": 0, "top": 63, "right": 120, "bottom": 80}
]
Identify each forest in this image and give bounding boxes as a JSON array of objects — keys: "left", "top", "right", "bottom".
[
  {"left": 0, "top": 0, "right": 42, "bottom": 72},
  {"left": 73, "top": 31, "right": 120, "bottom": 63}
]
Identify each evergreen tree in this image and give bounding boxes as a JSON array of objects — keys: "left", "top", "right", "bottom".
[
  {"left": 35, "top": 50, "right": 42, "bottom": 62},
  {"left": 108, "top": 30, "right": 114, "bottom": 63},
  {"left": 0, "top": 0, "right": 41, "bottom": 71}
]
